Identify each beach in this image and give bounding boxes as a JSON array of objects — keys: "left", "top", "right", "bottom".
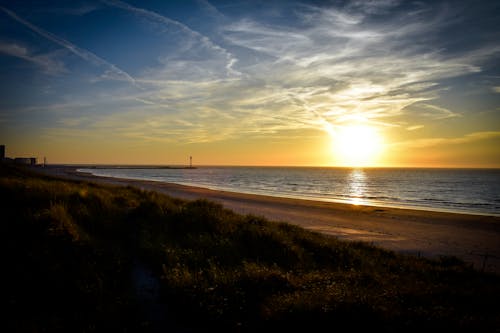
[{"left": 39, "top": 165, "right": 500, "bottom": 273}]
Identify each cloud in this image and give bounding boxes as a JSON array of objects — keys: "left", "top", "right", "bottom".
[
  {"left": 394, "top": 131, "right": 500, "bottom": 148},
  {"left": 6, "top": 1, "right": 499, "bottom": 148},
  {"left": 196, "top": 0, "right": 226, "bottom": 21},
  {"left": 42, "top": 3, "right": 101, "bottom": 16},
  {"left": 0, "top": 6, "right": 137, "bottom": 86},
  {"left": 59, "top": 4, "right": 100, "bottom": 16},
  {"left": 406, "top": 125, "right": 424, "bottom": 131},
  {"left": 409, "top": 103, "right": 461, "bottom": 119},
  {"left": 212, "top": 1, "right": 497, "bottom": 137},
  {"left": 347, "top": 0, "right": 402, "bottom": 14},
  {"left": 134, "top": 98, "right": 156, "bottom": 105},
  {"left": 0, "top": 42, "right": 66, "bottom": 74},
  {"left": 100, "top": 0, "right": 239, "bottom": 78}
]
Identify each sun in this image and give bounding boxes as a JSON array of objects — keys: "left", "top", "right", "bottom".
[{"left": 333, "top": 124, "right": 384, "bottom": 167}]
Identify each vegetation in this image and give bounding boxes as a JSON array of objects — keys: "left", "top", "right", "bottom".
[{"left": 2, "top": 164, "right": 499, "bottom": 332}]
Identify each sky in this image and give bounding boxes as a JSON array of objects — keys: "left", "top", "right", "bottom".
[{"left": 0, "top": 0, "right": 499, "bottom": 167}]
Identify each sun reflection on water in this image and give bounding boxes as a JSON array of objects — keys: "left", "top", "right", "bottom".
[{"left": 348, "top": 169, "right": 366, "bottom": 205}]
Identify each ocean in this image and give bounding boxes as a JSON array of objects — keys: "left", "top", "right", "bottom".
[{"left": 78, "top": 167, "right": 500, "bottom": 216}]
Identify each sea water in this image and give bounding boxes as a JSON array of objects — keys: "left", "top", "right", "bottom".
[{"left": 78, "top": 167, "right": 500, "bottom": 216}]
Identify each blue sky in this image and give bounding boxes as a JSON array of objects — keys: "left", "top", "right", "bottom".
[{"left": 1, "top": 0, "right": 499, "bottom": 166}]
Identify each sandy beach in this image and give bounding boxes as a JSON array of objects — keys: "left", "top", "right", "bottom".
[{"left": 38, "top": 166, "right": 500, "bottom": 273}]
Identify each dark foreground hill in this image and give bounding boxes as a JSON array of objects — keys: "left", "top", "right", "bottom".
[{"left": 2, "top": 165, "right": 499, "bottom": 332}]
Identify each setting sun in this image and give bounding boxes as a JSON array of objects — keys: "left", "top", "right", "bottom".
[{"left": 333, "top": 125, "right": 384, "bottom": 167}]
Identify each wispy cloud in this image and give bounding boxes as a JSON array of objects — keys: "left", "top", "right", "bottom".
[
  {"left": 214, "top": 1, "right": 496, "bottom": 137},
  {"left": 4, "top": 0, "right": 498, "bottom": 150},
  {"left": 0, "top": 6, "right": 137, "bottom": 86},
  {"left": 394, "top": 131, "right": 500, "bottom": 149},
  {"left": 406, "top": 125, "right": 424, "bottom": 131},
  {"left": 42, "top": 3, "right": 101, "bottom": 16},
  {"left": 196, "top": 0, "right": 226, "bottom": 21},
  {"left": 100, "top": 0, "right": 239, "bottom": 78},
  {"left": 409, "top": 103, "right": 461, "bottom": 119},
  {"left": 347, "top": 0, "right": 402, "bottom": 14},
  {"left": 0, "top": 42, "right": 66, "bottom": 74},
  {"left": 55, "top": 1, "right": 498, "bottom": 145}
]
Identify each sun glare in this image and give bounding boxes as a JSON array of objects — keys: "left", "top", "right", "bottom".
[{"left": 333, "top": 124, "right": 384, "bottom": 167}]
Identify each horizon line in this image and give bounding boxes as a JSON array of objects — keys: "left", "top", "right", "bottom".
[{"left": 41, "top": 163, "right": 500, "bottom": 170}]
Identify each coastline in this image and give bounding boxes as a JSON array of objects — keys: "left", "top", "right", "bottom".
[
  {"left": 76, "top": 166, "right": 500, "bottom": 218},
  {"left": 37, "top": 165, "right": 500, "bottom": 273}
]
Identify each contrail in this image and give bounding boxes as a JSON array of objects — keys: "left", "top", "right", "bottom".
[
  {"left": 101, "top": 0, "right": 240, "bottom": 76},
  {"left": 1, "top": 6, "right": 138, "bottom": 86}
]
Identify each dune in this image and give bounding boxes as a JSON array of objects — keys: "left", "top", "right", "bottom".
[{"left": 39, "top": 165, "right": 500, "bottom": 273}]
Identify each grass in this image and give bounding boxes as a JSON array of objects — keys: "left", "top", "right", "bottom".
[{"left": 2, "top": 164, "right": 499, "bottom": 332}]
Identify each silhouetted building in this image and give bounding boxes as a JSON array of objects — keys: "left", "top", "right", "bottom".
[
  {"left": 1, "top": 145, "right": 39, "bottom": 165},
  {"left": 14, "top": 157, "right": 37, "bottom": 165}
]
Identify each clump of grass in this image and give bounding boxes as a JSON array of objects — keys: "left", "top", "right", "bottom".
[{"left": 2, "top": 164, "right": 500, "bottom": 332}]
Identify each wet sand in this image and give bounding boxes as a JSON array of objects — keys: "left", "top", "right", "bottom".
[{"left": 37, "top": 165, "right": 500, "bottom": 273}]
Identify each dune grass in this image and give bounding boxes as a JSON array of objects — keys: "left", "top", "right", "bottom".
[{"left": 2, "top": 164, "right": 499, "bottom": 332}]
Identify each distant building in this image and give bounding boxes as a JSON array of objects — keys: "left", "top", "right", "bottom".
[
  {"left": 1, "top": 145, "right": 38, "bottom": 165},
  {"left": 14, "top": 157, "right": 37, "bottom": 165}
]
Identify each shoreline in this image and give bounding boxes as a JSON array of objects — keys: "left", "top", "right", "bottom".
[{"left": 37, "top": 165, "right": 500, "bottom": 273}]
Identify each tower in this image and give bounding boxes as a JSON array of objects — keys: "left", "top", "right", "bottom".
[
  {"left": 0, "top": 145, "right": 4, "bottom": 160},
  {"left": 190, "top": 156, "right": 192, "bottom": 168}
]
